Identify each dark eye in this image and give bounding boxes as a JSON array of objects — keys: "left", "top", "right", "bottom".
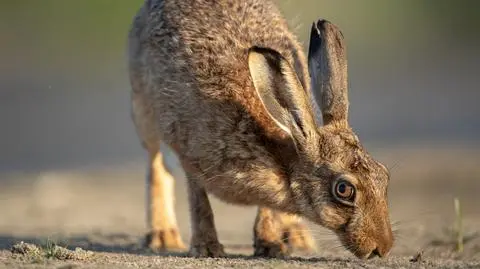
[{"left": 332, "top": 179, "right": 356, "bottom": 204}]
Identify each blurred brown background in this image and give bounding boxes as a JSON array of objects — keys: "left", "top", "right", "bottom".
[{"left": 0, "top": 0, "right": 479, "bottom": 260}]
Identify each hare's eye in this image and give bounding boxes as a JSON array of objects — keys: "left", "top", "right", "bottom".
[{"left": 333, "top": 179, "right": 355, "bottom": 203}]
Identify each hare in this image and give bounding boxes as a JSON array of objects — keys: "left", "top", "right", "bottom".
[{"left": 127, "top": 0, "right": 393, "bottom": 259}]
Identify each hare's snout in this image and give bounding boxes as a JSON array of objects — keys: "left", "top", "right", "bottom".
[
  {"left": 349, "top": 233, "right": 393, "bottom": 260},
  {"left": 356, "top": 218, "right": 394, "bottom": 260},
  {"left": 366, "top": 232, "right": 393, "bottom": 259},
  {"left": 337, "top": 208, "right": 394, "bottom": 260},
  {"left": 375, "top": 216, "right": 394, "bottom": 257},
  {"left": 375, "top": 223, "right": 394, "bottom": 258}
]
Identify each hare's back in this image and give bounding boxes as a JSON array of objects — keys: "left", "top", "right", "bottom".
[
  {"left": 143, "top": 0, "right": 310, "bottom": 97},
  {"left": 129, "top": 0, "right": 310, "bottom": 141}
]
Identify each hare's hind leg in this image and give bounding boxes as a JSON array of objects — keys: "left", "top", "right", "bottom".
[
  {"left": 254, "top": 208, "right": 317, "bottom": 258},
  {"left": 274, "top": 212, "right": 317, "bottom": 254},
  {"left": 144, "top": 148, "right": 186, "bottom": 251},
  {"left": 131, "top": 95, "right": 186, "bottom": 251},
  {"left": 253, "top": 207, "right": 289, "bottom": 258}
]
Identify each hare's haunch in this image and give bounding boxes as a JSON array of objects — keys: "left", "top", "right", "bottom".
[{"left": 127, "top": 0, "right": 393, "bottom": 259}]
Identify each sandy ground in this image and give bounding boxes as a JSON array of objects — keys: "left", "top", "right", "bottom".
[{"left": 1, "top": 145, "right": 480, "bottom": 268}]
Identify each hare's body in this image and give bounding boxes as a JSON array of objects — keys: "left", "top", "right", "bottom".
[
  {"left": 130, "top": 0, "right": 309, "bottom": 205},
  {"left": 128, "top": 0, "right": 393, "bottom": 259},
  {"left": 129, "top": 0, "right": 316, "bottom": 256}
]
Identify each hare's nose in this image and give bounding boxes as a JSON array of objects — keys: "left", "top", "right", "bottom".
[
  {"left": 368, "top": 243, "right": 392, "bottom": 259},
  {"left": 375, "top": 217, "right": 394, "bottom": 258}
]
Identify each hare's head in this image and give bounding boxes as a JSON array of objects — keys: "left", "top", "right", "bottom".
[{"left": 248, "top": 20, "right": 393, "bottom": 259}]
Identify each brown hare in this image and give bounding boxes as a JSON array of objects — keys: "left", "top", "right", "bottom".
[{"left": 127, "top": 0, "right": 393, "bottom": 259}]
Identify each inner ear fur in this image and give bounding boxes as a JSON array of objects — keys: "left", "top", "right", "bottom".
[{"left": 248, "top": 46, "right": 318, "bottom": 148}]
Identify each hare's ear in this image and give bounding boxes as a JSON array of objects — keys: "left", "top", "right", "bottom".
[
  {"left": 248, "top": 46, "right": 318, "bottom": 148},
  {"left": 308, "top": 19, "right": 349, "bottom": 127}
]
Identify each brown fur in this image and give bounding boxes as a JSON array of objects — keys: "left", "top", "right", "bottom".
[{"left": 127, "top": 0, "right": 393, "bottom": 259}]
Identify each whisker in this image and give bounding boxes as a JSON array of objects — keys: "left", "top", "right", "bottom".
[
  {"left": 330, "top": 244, "right": 348, "bottom": 251},
  {"left": 392, "top": 228, "right": 404, "bottom": 235},
  {"left": 392, "top": 233, "right": 406, "bottom": 241},
  {"left": 390, "top": 209, "right": 443, "bottom": 225}
]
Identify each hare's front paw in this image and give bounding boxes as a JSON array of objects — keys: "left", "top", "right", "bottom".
[
  {"left": 253, "top": 237, "right": 289, "bottom": 258},
  {"left": 188, "top": 241, "right": 226, "bottom": 258},
  {"left": 145, "top": 229, "right": 186, "bottom": 251}
]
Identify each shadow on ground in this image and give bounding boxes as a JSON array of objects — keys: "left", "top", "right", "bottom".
[{"left": 0, "top": 234, "right": 350, "bottom": 264}]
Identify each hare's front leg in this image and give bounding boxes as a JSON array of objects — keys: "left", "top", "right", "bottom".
[
  {"left": 186, "top": 176, "right": 225, "bottom": 257},
  {"left": 254, "top": 208, "right": 317, "bottom": 258},
  {"left": 145, "top": 149, "right": 186, "bottom": 251}
]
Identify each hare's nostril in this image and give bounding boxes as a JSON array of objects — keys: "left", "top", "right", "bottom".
[{"left": 368, "top": 248, "right": 381, "bottom": 259}]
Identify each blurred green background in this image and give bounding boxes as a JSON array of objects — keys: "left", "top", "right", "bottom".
[{"left": 1, "top": 0, "right": 479, "bottom": 172}]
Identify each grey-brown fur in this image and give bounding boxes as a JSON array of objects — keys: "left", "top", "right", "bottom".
[{"left": 127, "top": 0, "right": 393, "bottom": 259}]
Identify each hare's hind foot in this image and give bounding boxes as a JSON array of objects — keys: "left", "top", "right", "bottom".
[
  {"left": 254, "top": 208, "right": 317, "bottom": 258},
  {"left": 253, "top": 237, "right": 289, "bottom": 259},
  {"left": 276, "top": 213, "right": 317, "bottom": 254},
  {"left": 145, "top": 228, "right": 186, "bottom": 251},
  {"left": 143, "top": 146, "right": 186, "bottom": 252},
  {"left": 253, "top": 207, "right": 290, "bottom": 258}
]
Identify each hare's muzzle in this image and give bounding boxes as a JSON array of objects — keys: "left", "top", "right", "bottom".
[
  {"left": 339, "top": 210, "right": 394, "bottom": 260},
  {"left": 365, "top": 217, "right": 394, "bottom": 259},
  {"left": 373, "top": 218, "right": 394, "bottom": 258}
]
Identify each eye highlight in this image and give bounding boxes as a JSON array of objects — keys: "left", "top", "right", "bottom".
[{"left": 332, "top": 178, "right": 356, "bottom": 205}]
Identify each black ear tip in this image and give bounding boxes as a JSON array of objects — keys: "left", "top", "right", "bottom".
[
  {"left": 312, "top": 19, "right": 331, "bottom": 31},
  {"left": 317, "top": 19, "right": 330, "bottom": 26},
  {"left": 249, "top": 46, "right": 271, "bottom": 59},
  {"left": 309, "top": 20, "right": 325, "bottom": 57},
  {"left": 310, "top": 19, "right": 330, "bottom": 40},
  {"left": 249, "top": 46, "right": 264, "bottom": 53},
  {"left": 248, "top": 46, "right": 258, "bottom": 55},
  {"left": 249, "top": 46, "right": 271, "bottom": 54},
  {"left": 249, "top": 46, "right": 283, "bottom": 58},
  {"left": 248, "top": 46, "right": 285, "bottom": 69}
]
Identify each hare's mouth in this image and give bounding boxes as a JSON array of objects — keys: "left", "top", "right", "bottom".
[
  {"left": 351, "top": 247, "right": 378, "bottom": 260},
  {"left": 347, "top": 242, "right": 384, "bottom": 260},
  {"left": 334, "top": 230, "right": 378, "bottom": 260}
]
